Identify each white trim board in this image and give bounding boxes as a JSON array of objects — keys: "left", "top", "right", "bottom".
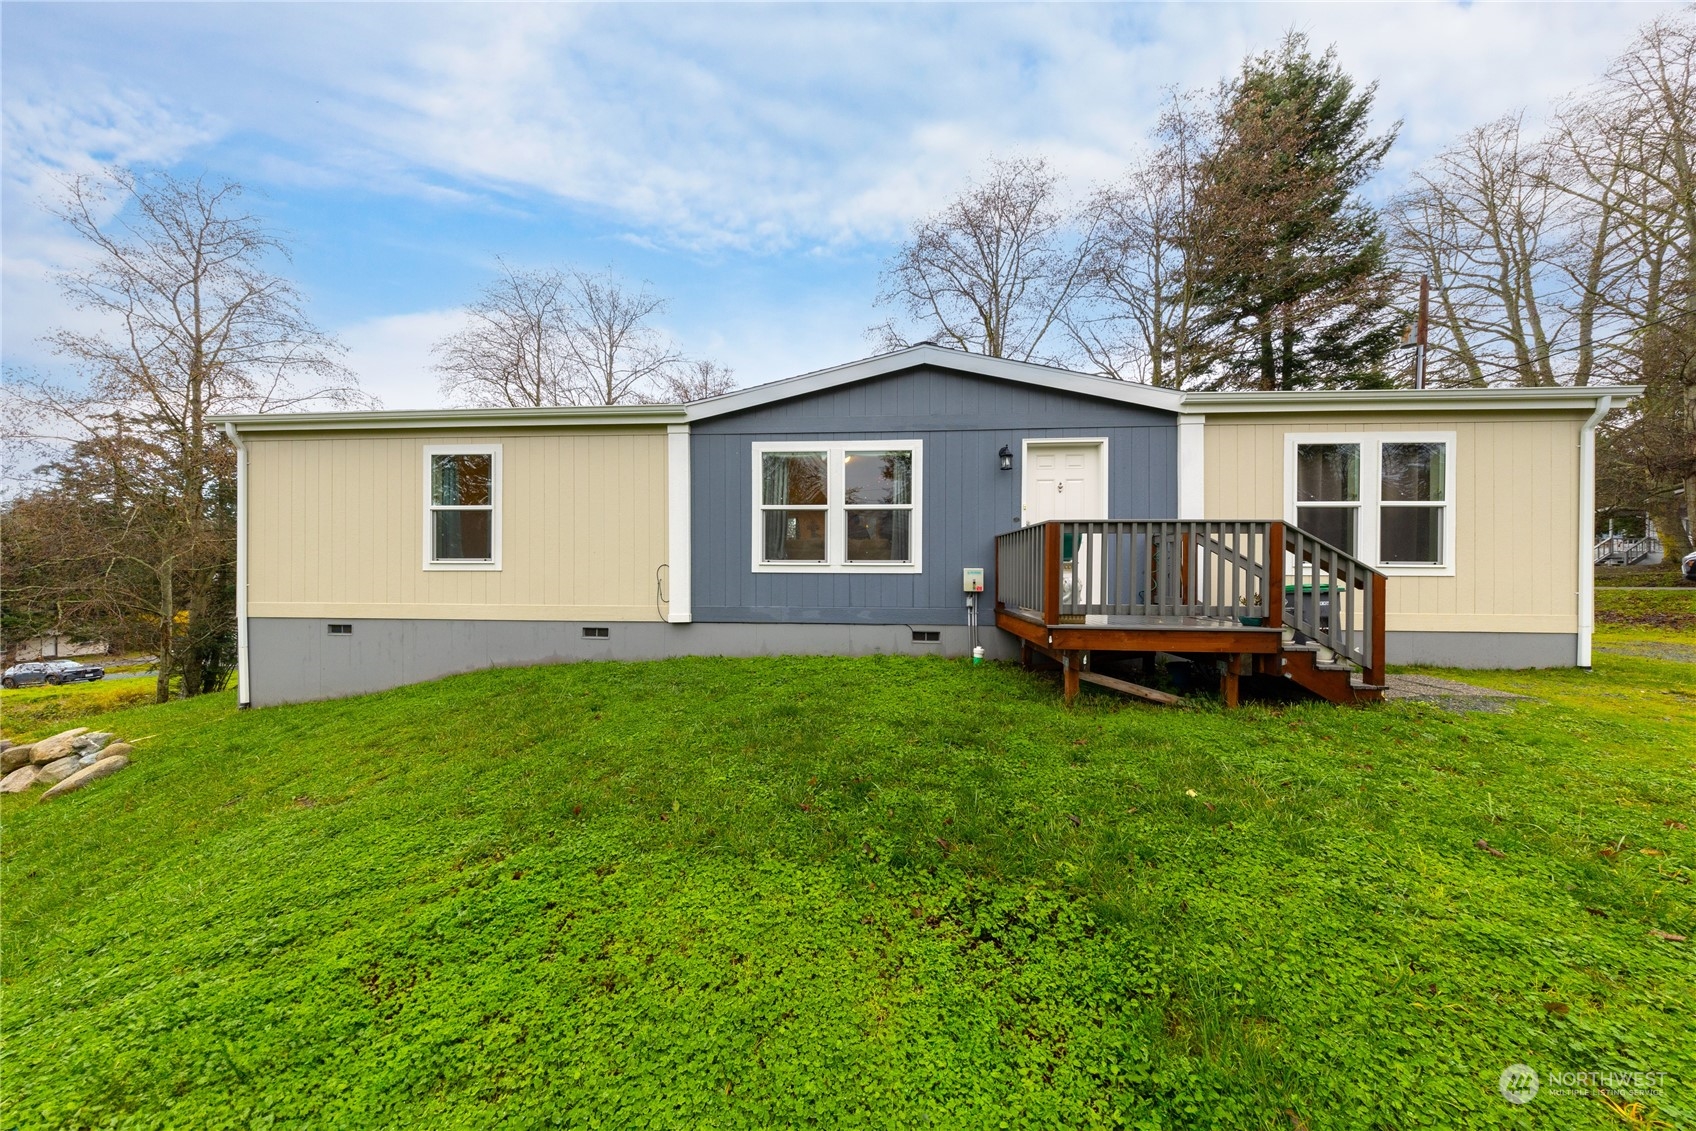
[
  {"left": 666, "top": 425, "right": 693, "bottom": 623},
  {"left": 1176, "top": 416, "right": 1205, "bottom": 519}
]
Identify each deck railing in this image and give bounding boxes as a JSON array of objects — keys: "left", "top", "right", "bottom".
[
  {"left": 1282, "top": 524, "right": 1386, "bottom": 685},
  {"left": 994, "top": 519, "right": 1386, "bottom": 684},
  {"left": 1594, "top": 533, "right": 1661, "bottom": 566}
]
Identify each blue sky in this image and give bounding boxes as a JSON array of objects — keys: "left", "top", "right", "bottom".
[{"left": 1, "top": 2, "right": 1671, "bottom": 409}]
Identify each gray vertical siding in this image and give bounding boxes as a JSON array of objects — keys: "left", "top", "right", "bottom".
[{"left": 691, "top": 365, "right": 1179, "bottom": 624}]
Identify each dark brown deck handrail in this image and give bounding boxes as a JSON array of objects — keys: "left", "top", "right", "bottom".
[
  {"left": 1282, "top": 525, "right": 1387, "bottom": 685},
  {"left": 993, "top": 519, "right": 1387, "bottom": 682}
]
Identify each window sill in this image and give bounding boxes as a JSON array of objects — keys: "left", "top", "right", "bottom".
[
  {"left": 753, "top": 562, "right": 923, "bottom": 575},
  {"left": 1373, "top": 563, "right": 1455, "bottom": 578},
  {"left": 423, "top": 561, "right": 503, "bottom": 572}
]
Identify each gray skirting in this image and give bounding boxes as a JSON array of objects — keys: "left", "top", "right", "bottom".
[
  {"left": 246, "top": 618, "right": 1020, "bottom": 706},
  {"left": 1385, "top": 630, "right": 1577, "bottom": 669},
  {"left": 247, "top": 617, "right": 1579, "bottom": 706}
]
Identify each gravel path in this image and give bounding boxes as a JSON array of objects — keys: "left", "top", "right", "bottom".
[{"left": 1382, "top": 673, "right": 1531, "bottom": 713}]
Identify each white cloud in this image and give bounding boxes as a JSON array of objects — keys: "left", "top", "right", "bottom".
[
  {"left": 2, "top": 1, "right": 1680, "bottom": 406},
  {"left": 289, "top": 3, "right": 1669, "bottom": 251},
  {"left": 6, "top": 4, "right": 1670, "bottom": 258},
  {"left": 1, "top": 79, "right": 220, "bottom": 366},
  {"left": 338, "top": 308, "right": 469, "bottom": 411}
]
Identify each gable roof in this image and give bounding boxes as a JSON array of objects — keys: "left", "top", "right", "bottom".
[
  {"left": 214, "top": 344, "right": 1641, "bottom": 435},
  {"left": 681, "top": 345, "right": 1188, "bottom": 420}
]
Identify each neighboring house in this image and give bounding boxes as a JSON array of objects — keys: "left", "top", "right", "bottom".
[
  {"left": 6, "top": 633, "right": 110, "bottom": 664},
  {"left": 216, "top": 345, "right": 1639, "bottom": 708}
]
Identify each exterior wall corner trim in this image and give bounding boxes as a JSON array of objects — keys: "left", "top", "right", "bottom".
[{"left": 667, "top": 424, "right": 693, "bottom": 622}]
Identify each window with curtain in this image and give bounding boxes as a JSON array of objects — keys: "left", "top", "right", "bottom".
[
  {"left": 426, "top": 446, "right": 499, "bottom": 567},
  {"left": 761, "top": 451, "right": 828, "bottom": 562},
  {"left": 1295, "top": 443, "right": 1360, "bottom": 555},
  {"left": 753, "top": 441, "right": 922, "bottom": 571}
]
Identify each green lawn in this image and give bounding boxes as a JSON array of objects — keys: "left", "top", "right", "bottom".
[
  {"left": 0, "top": 675, "right": 160, "bottom": 733},
  {"left": 1596, "top": 586, "right": 1696, "bottom": 633},
  {"left": 3, "top": 642, "right": 1692, "bottom": 1129}
]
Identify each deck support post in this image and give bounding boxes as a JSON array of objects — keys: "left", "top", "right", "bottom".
[
  {"left": 1221, "top": 659, "right": 1240, "bottom": 709},
  {"left": 1062, "top": 651, "right": 1081, "bottom": 705}
]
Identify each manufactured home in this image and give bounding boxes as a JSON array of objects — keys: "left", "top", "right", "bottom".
[{"left": 217, "top": 345, "right": 1638, "bottom": 707}]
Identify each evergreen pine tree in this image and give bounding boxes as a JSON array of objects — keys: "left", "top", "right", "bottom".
[{"left": 1189, "top": 33, "right": 1402, "bottom": 390}]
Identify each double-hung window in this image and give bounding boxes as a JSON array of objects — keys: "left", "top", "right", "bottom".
[
  {"left": 424, "top": 445, "right": 501, "bottom": 570},
  {"left": 1286, "top": 433, "right": 1454, "bottom": 574},
  {"left": 752, "top": 441, "right": 922, "bottom": 572}
]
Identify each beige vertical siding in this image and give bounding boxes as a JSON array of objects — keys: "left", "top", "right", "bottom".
[
  {"left": 247, "top": 429, "right": 669, "bottom": 620},
  {"left": 1203, "top": 413, "right": 1582, "bottom": 633}
]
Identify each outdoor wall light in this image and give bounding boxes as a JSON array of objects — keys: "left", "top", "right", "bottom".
[{"left": 999, "top": 445, "right": 1013, "bottom": 471}]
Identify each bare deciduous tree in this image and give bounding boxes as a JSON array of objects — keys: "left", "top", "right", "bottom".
[
  {"left": 1388, "top": 9, "right": 1696, "bottom": 549},
  {"left": 1067, "top": 93, "right": 1215, "bottom": 387},
  {"left": 1591, "top": 10, "right": 1696, "bottom": 550},
  {"left": 9, "top": 167, "right": 364, "bottom": 701},
  {"left": 432, "top": 261, "right": 579, "bottom": 408},
  {"left": 1390, "top": 115, "right": 1566, "bottom": 387},
  {"left": 873, "top": 156, "right": 1100, "bottom": 362},
  {"left": 433, "top": 265, "right": 708, "bottom": 407},
  {"left": 557, "top": 271, "right": 683, "bottom": 406},
  {"left": 655, "top": 358, "right": 737, "bottom": 403}
]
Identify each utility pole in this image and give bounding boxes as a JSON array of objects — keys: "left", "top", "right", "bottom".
[{"left": 1414, "top": 274, "right": 1430, "bottom": 391}]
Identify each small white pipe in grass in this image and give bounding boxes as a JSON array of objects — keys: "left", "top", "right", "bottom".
[
  {"left": 224, "top": 422, "right": 251, "bottom": 708},
  {"left": 1576, "top": 394, "right": 1612, "bottom": 670}
]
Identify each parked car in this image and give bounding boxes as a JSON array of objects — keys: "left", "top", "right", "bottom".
[
  {"left": 1684, "top": 549, "right": 1696, "bottom": 582},
  {"left": 1, "top": 659, "right": 106, "bottom": 689}
]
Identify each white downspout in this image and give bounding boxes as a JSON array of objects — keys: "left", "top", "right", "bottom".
[
  {"left": 1576, "top": 395, "right": 1612, "bottom": 669},
  {"left": 223, "top": 422, "right": 252, "bottom": 707}
]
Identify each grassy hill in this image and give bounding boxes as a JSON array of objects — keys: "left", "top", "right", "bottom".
[{"left": 3, "top": 647, "right": 1693, "bottom": 1129}]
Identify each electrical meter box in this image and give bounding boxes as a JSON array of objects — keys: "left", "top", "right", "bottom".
[{"left": 962, "top": 567, "right": 985, "bottom": 593}]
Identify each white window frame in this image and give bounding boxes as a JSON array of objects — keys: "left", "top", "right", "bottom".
[
  {"left": 423, "top": 443, "right": 502, "bottom": 571},
  {"left": 1283, "top": 432, "right": 1456, "bottom": 576},
  {"left": 750, "top": 440, "right": 924, "bottom": 574}
]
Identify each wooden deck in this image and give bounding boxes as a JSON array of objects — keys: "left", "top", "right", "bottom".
[{"left": 994, "top": 520, "right": 1386, "bottom": 706}]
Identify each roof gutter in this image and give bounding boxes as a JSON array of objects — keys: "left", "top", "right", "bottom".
[
  {"left": 213, "top": 404, "right": 689, "bottom": 435},
  {"left": 1182, "top": 386, "right": 1645, "bottom": 414}
]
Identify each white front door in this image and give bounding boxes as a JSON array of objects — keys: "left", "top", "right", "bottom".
[{"left": 1024, "top": 443, "right": 1105, "bottom": 525}]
